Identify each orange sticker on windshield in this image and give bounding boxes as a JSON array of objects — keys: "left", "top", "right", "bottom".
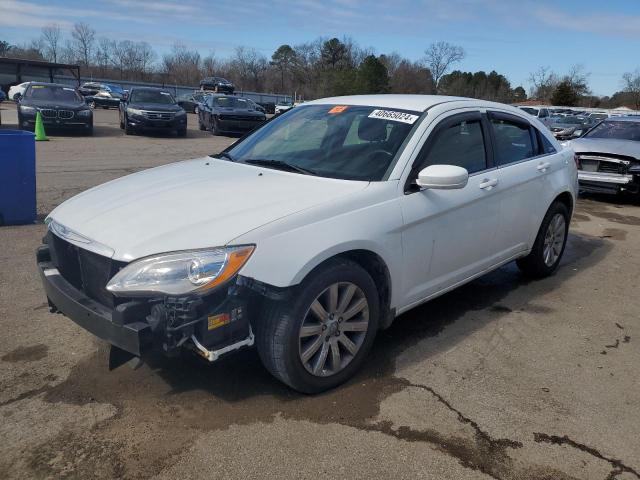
[{"left": 329, "top": 105, "right": 348, "bottom": 114}]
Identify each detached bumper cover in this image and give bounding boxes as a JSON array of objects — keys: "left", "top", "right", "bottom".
[{"left": 38, "top": 248, "right": 151, "bottom": 355}]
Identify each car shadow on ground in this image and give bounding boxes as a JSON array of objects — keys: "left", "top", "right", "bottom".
[
  {"left": 28, "top": 234, "right": 613, "bottom": 480},
  {"left": 43, "top": 232, "right": 610, "bottom": 412}
]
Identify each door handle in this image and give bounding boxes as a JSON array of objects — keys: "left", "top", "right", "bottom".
[
  {"left": 479, "top": 178, "right": 498, "bottom": 190},
  {"left": 537, "top": 161, "right": 551, "bottom": 172}
]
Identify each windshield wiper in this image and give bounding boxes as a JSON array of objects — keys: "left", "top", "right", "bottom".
[
  {"left": 244, "top": 159, "right": 317, "bottom": 176},
  {"left": 211, "top": 151, "right": 234, "bottom": 161}
]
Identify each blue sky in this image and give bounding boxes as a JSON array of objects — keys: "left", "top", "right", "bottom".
[{"left": 1, "top": 0, "right": 639, "bottom": 96}]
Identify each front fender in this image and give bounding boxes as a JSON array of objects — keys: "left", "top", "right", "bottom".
[{"left": 234, "top": 183, "right": 404, "bottom": 308}]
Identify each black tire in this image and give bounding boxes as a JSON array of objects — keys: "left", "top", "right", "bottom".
[
  {"left": 210, "top": 117, "right": 221, "bottom": 136},
  {"left": 256, "top": 258, "right": 380, "bottom": 393},
  {"left": 124, "top": 115, "right": 134, "bottom": 135},
  {"left": 177, "top": 128, "right": 187, "bottom": 137},
  {"left": 516, "top": 201, "right": 569, "bottom": 278}
]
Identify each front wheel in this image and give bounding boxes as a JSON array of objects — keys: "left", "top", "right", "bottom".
[
  {"left": 516, "top": 201, "right": 569, "bottom": 278},
  {"left": 256, "top": 259, "right": 379, "bottom": 393},
  {"left": 210, "top": 118, "right": 221, "bottom": 136},
  {"left": 124, "top": 115, "right": 134, "bottom": 135}
]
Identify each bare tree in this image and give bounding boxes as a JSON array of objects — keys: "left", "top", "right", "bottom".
[
  {"left": 231, "top": 46, "right": 268, "bottom": 91},
  {"left": 423, "top": 41, "right": 465, "bottom": 93},
  {"left": 163, "top": 43, "right": 201, "bottom": 85},
  {"left": 622, "top": 69, "right": 640, "bottom": 110},
  {"left": 71, "top": 22, "right": 96, "bottom": 66},
  {"left": 41, "top": 24, "right": 62, "bottom": 63},
  {"left": 95, "top": 37, "right": 113, "bottom": 76},
  {"left": 528, "top": 66, "right": 559, "bottom": 102},
  {"left": 564, "top": 64, "right": 591, "bottom": 97}
]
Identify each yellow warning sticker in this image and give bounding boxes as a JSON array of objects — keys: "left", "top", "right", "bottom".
[{"left": 208, "top": 313, "right": 230, "bottom": 330}]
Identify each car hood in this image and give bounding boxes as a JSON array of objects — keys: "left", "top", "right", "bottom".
[
  {"left": 20, "top": 99, "right": 86, "bottom": 109},
  {"left": 568, "top": 138, "right": 640, "bottom": 159},
  {"left": 127, "top": 102, "right": 183, "bottom": 112},
  {"left": 48, "top": 158, "right": 368, "bottom": 262}
]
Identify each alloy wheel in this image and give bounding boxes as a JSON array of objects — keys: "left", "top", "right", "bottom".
[
  {"left": 543, "top": 213, "right": 566, "bottom": 267},
  {"left": 298, "top": 282, "right": 369, "bottom": 377}
]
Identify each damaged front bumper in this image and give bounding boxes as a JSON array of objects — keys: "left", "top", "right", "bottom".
[{"left": 36, "top": 238, "right": 266, "bottom": 366}]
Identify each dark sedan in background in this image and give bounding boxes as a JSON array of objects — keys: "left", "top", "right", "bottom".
[
  {"left": 200, "top": 77, "right": 235, "bottom": 94},
  {"left": 17, "top": 82, "right": 93, "bottom": 134},
  {"left": 569, "top": 117, "right": 640, "bottom": 195},
  {"left": 84, "top": 84, "right": 126, "bottom": 109},
  {"left": 177, "top": 91, "right": 208, "bottom": 113},
  {"left": 197, "top": 94, "right": 266, "bottom": 135},
  {"left": 119, "top": 87, "right": 187, "bottom": 137}
]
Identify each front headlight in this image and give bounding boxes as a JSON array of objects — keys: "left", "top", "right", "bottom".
[
  {"left": 175, "top": 110, "right": 186, "bottom": 117},
  {"left": 77, "top": 109, "right": 92, "bottom": 117},
  {"left": 127, "top": 107, "right": 144, "bottom": 116},
  {"left": 106, "top": 246, "right": 255, "bottom": 297},
  {"left": 20, "top": 105, "right": 36, "bottom": 113}
]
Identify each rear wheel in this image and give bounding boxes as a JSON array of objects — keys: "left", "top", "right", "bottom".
[
  {"left": 256, "top": 259, "right": 379, "bottom": 393},
  {"left": 517, "top": 201, "right": 569, "bottom": 278}
]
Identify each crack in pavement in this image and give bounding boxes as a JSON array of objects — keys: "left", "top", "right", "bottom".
[
  {"left": 407, "top": 382, "right": 523, "bottom": 450},
  {"left": 533, "top": 433, "right": 640, "bottom": 480}
]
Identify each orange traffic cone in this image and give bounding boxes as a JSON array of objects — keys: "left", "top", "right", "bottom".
[{"left": 34, "top": 111, "right": 48, "bottom": 141}]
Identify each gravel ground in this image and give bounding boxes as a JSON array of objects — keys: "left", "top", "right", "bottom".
[{"left": 0, "top": 102, "right": 638, "bottom": 480}]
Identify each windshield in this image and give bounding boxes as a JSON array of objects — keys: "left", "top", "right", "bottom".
[
  {"left": 224, "top": 104, "right": 421, "bottom": 181},
  {"left": 520, "top": 107, "right": 538, "bottom": 116},
  {"left": 25, "top": 85, "right": 82, "bottom": 102},
  {"left": 130, "top": 90, "right": 175, "bottom": 104},
  {"left": 106, "top": 84, "right": 125, "bottom": 94},
  {"left": 211, "top": 96, "right": 251, "bottom": 109},
  {"left": 583, "top": 121, "right": 640, "bottom": 141}
]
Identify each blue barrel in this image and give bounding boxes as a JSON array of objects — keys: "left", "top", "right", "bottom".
[{"left": 0, "top": 129, "right": 36, "bottom": 225}]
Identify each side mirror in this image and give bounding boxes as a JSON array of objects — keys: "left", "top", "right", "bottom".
[
  {"left": 416, "top": 165, "right": 469, "bottom": 190},
  {"left": 15, "top": 93, "right": 22, "bottom": 101}
]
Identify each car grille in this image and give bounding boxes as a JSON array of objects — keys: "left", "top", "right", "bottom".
[
  {"left": 577, "top": 154, "right": 630, "bottom": 175},
  {"left": 143, "top": 111, "right": 174, "bottom": 120},
  {"left": 39, "top": 109, "right": 75, "bottom": 119},
  {"left": 48, "top": 232, "right": 127, "bottom": 308},
  {"left": 220, "top": 115, "right": 258, "bottom": 121},
  {"left": 58, "top": 110, "right": 74, "bottom": 119}
]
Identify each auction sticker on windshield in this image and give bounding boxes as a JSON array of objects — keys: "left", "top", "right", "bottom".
[{"left": 368, "top": 109, "right": 419, "bottom": 124}]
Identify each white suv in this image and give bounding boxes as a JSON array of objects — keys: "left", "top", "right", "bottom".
[{"left": 38, "top": 95, "right": 577, "bottom": 393}]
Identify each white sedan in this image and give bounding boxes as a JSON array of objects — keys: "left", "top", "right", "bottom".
[
  {"left": 8, "top": 82, "right": 30, "bottom": 100},
  {"left": 38, "top": 94, "right": 577, "bottom": 393}
]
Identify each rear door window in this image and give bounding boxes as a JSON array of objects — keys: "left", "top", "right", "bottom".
[{"left": 489, "top": 113, "right": 536, "bottom": 165}]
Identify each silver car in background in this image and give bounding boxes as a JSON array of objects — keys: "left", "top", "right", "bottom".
[{"left": 569, "top": 117, "right": 640, "bottom": 194}]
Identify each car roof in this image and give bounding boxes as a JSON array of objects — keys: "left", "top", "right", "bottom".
[
  {"left": 27, "top": 82, "right": 72, "bottom": 88},
  {"left": 603, "top": 116, "right": 640, "bottom": 123},
  {"left": 304, "top": 94, "right": 513, "bottom": 112}
]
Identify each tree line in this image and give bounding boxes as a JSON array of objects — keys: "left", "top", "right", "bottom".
[{"left": 2, "top": 22, "right": 639, "bottom": 108}]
